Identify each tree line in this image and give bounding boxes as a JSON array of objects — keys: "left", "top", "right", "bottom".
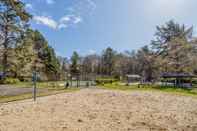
[
  {"left": 67, "top": 20, "right": 197, "bottom": 82},
  {"left": 0, "top": 0, "right": 197, "bottom": 82}
]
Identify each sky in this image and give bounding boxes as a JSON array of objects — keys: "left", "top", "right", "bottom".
[{"left": 22, "top": 0, "right": 197, "bottom": 58}]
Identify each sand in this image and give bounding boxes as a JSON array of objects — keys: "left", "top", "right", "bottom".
[{"left": 0, "top": 88, "right": 197, "bottom": 131}]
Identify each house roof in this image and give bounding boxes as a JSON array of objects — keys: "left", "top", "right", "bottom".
[
  {"left": 126, "top": 74, "right": 141, "bottom": 78},
  {"left": 161, "top": 73, "right": 195, "bottom": 78}
]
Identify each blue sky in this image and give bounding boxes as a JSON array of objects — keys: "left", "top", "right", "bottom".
[{"left": 23, "top": 0, "right": 197, "bottom": 57}]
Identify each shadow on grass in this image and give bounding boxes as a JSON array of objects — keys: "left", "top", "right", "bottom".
[{"left": 100, "top": 83, "right": 197, "bottom": 97}]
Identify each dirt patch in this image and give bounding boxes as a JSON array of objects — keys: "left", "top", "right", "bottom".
[{"left": 0, "top": 88, "right": 197, "bottom": 131}]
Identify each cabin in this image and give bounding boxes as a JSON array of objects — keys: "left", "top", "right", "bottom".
[
  {"left": 126, "top": 74, "right": 141, "bottom": 84},
  {"left": 161, "top": 73, "right": 195, "bottom": 88}
]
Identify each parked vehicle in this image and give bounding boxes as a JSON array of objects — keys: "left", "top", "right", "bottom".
[{"left": 0, "top": 72, "right": 5, "bottom": 80}]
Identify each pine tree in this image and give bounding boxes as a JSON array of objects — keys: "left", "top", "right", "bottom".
[{"left": 0, "top": 0, "right": 31, "bottom": 75}]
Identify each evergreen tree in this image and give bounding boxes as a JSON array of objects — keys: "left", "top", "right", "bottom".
[
  {"left": 13, "top": 29, "right": 36, "bottom": 80},
  {"left": 151, "top": 20, "right": 193, "bottom": 56},
  {"left": 32, "top": 30, "right": 60, "bottom": 80},
  {"left": 0, "top": 0, "right": 31, "bottom": 75},
  {"left": 70, "top": 51, "right": 80, "bottom": 76},
  {"left": 101, "top": 47, "right": 116, "bottom": 76}
]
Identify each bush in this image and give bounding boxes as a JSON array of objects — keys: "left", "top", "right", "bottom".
[
  {"left": 125, "top": 83, "right": 129, "bottom": 86},
  {"left": 192, "top": 78, "right": 197, "bottom": 85},
  {"left": 86, "top": 82, "right": 89, "bottom": 87},
  {"left": 161, "top": 78, "right": 197, "bottom": 85},
  {"left": 0, "top": 78, "right": 20, "bottom": 84},
  {"left": 95, "top": 78, "right": 118, "bottom": 85}
]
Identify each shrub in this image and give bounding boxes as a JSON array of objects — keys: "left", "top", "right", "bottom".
[
  {"left": 0, "top": 78, "right": 20, "bottom": 84},
  {"left": 125, "top": 83, "right": 129, "bottom": 86},
  {"left": 192, "top": 78, "right": 197, "bottom": 85},
  {"left": 86, "top": 82, "right": 89, "bottom": 87},
  {"left": 95, "top": 78, "right": 118, "bottom": 85},
  {"left": 161, "top": 78, "right": 197, "bottom": 85}
]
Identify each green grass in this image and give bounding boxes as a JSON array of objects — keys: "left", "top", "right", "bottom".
[
  {"left": 99, "top": 83, "right": 197, "bottom": 97},
  {"left": 0, "top": 87, "right": 80, "bottom": 103}
]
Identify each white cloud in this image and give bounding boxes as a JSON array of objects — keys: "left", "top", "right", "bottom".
[
  {"left": 33, "top": 16, "right": 58, "bottom": 29},
  {"left": 60, "top": 15, "right": 82, "bottom": 23},
  {"left": 58, "top": 16, "right": 70, "bottom": 29},
  {"left": 34, "top": 15, "right": 82, "bottom": 30},
  {"left": 25, "top": 3, "right": 33, "bottom": 10},
  {"left": 58, "top": 23, "right": 68, "bottom": 29},
  {"left": 73, "top": 16, "right": 82, "bottom": 24},
  {"left": 36, "top": 0, "right": 55, "bottom": 5},
  {"left": 32, "top": 0, "right": 95, "bottom": 30},
  {"left": 58, "top": 15, "right": 82, "bottom": 29},
  {"left": 60, "top": 16, "right": 71, "bottom": 23},
  {"left": 46, "top": 0, "right": 55, "bottom": 4},
  {"left": 88, "top": 49, "right": 96, "bottom": 54}
]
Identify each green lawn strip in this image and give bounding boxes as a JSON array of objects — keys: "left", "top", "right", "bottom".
[
  {"left": 0, "top": 87, "right": 80, "bottom": 103},
  {"left": 99, "top": 84, "right": 197, "bottom": 97}
]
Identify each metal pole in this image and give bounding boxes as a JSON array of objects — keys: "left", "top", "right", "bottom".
[
  {"left": 70, "top": 76, "right": 72, "bottom": 87},
  {"left": 33, "top": 79, "right": 36, "bottom": 101},
  {"left": 33, "top": 59, "right": 38, "bottom": 102},
  {"left": 78, "top": 76, "right": 81, "bottom": 87},
  {"left": 33, "top": 72, "right": 37, "bottom": 101},
  {"left": 77, "top": 76, "right": 79, "bottom": 88}
]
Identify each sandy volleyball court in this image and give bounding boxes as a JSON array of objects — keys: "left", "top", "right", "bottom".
[{"left": 0, "top": 88, "right": 197, "bottom": 131}]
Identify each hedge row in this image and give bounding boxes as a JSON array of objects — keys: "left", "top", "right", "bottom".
[
  {"left": 0, "top": 78, "right": 20, "bottom": 84},
  {"left": 95, "top": 78, "right": 118, "bottom": 85}
]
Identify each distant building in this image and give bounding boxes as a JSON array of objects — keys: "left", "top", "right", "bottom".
[
  {"left": 161, "top": 72, "right": 195, "bottom": 88},
  {"left": 126, "top": 74, "right": 141, "bottom": 83}
]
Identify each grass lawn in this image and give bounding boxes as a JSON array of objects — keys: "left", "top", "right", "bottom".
[{"left": 100, "top": 83, "right": 197, "bottom": 97}]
